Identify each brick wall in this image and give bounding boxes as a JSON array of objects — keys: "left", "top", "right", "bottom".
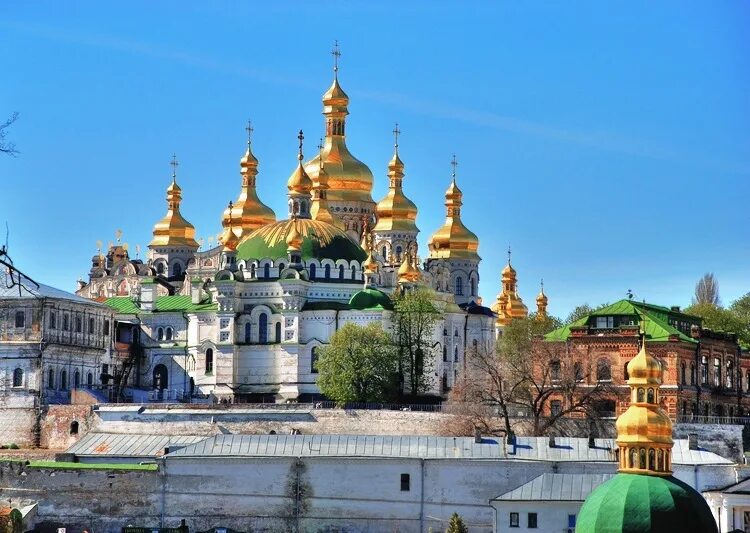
[{"left": 39, "top": 405, "right": 93, "bottom": 450}]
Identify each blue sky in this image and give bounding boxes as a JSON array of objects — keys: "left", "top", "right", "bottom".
[{"left": 1, "top": 1, "right": 748, "bottom": 318}]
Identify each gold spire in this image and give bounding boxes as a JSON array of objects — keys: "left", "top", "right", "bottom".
[
  {"left": 150, "top": 155, "right": 199, "bottom": 249},
  {"left": 535, "top": 279, "right": 549, "bottom": 320},
  {"left": 374, "top": 123, "right": 419, "bottom": 234},
  {"left": 288, "top": 130, "right": 313, "bottom": 195},
  {"left": 492, "top": 247, "right": 528, "bottom": 326},
  {"left": 221, "top": 121, "right": 276, "bottom": 242},
  {"left": 427, "top": 156, "right": 480, "bottom": 260},
  {"left": 303, "top": 42, "right": 374, "bottom": 205},
  {"left": 362, "top": 219, "right": 379, "bottom": 275},
  {"left": 311, "top": 137, "right": 344, "bottom": 229},
  {"left": 615, "top": 331, "right": 673, "bottom": 476},
  {"left": 221, "top": 201, "right": 239, "bottom": 252},
  {"left": 397, "top": 248, "right": 421, "bottom": 283}
]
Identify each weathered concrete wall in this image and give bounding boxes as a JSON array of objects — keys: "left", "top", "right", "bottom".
[
  {"left": 0, "top": 406, "right": 36, "bottom": 447},
  {"left": 39, "top": 405, "right": 94, "bottom": 450},
  {"left": 674, "top": 423, "right": 744, "bottom": 463}
]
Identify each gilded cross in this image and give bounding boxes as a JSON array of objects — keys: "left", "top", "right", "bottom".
[
  {"left": 393, "top": 123, "right": 401, "bottom": 151},
  {"left": 507, "top": 245, "right": 512, "bottom": 264},
  {"left": 297, "top": 130, "right": 304, "bottom": 160},
  {"left": 115, "top": 229, "right": 122, "bottom": 243},
  {"left": 332, "top": 40, "right": 341, "bottom": 76},
  {"left": 450, "top": 154, "right": 458, "bottom": 178},
  {"left": 170, "top": 154, "right": 179, "bottom": 178}
]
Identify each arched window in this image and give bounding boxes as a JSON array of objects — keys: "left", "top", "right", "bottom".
[
  {"left": 275, "top": 322, "right": 282, "bottom": 343},
  {"left": 87, "top": 372, "right": 93, "bottom": 387},
  {"left": 472, "top": 339, "right": 478, "bottom": 351},
  {"left": 727, "top": 360, "right": 734, "bottom": 389},
  {"left": 49, "top": 311, "right": 56, "bottom": 329},
  {"left": 325, "top": 264, "right": 331, "bottom": 279},
  {"left": 157, "top": 327, "right": 164, "bottom": 341},
  {"left": 310, "top": 264, "right": 316, "bottom": 279},
  {"left": 629, "top": 448, "right": 637, "bottom": 468},
  {"left": 573, "top": 362, "right": 583, "bottom": 382},
  {"left": 454, "top": 345, "right": 459, "bottom": 362},
  {"left": 639, "top": 448, "right": 647, "bottom": 469},
  {"left": 351, "top": 265, "right": 356, "bottom": 280},
  {"left": 311, "top": 347, "right": 319, "bottom": 373},
  {"left": 680, "top": 362, "right": 686, "bottom": 385},
  {"left": 596, "top": 359, "right": 611, "bottom": 381},
  {"left": 381, "top": 246, "right": 387, "bottom": 260},
  {"left": 250, "top": 263, "right": 256, "bottom": 278},
  {"left": 338, "top": 264, "right": 345, "bottom": 279},
  {"left": 245, "top": 322, "right": 252, "bottom": 343},
  {"left": 648, "top": 449, "right": 655, "bottom": 471},
  {"left": 153, "top": 364, "right": 168, "bottom": 389},
  {"left": 75, "top": 316, "right": 82, "bottom": 333},
  {"left": 746, "top": 370, "right": 750, "bottom": 392},
  {"left": 48, "top": 368, "right": 55, "bottom": 389},
  {"left": 657, "top": 449, "right": 664, "bottom": 471},
  {"left": 550, "top": 360, "right": 561, "bottom": 381},
  {"left": 442, "top": 371, "right": 448, "bottom": 392},
  {"left": 442, "top": 347, "right": 448, "bottom": 362},
  {"left": 61, "top": 370, "right": 68, "bottom": 390},
  {"left": 624, "top": 363, "right": 629, "bottom": 380},
  {"left": 395, "top": 246, "right": 403, "bottom": 262},
  {"left": 455, "top": 277, "right": 463, "bottom": 296},
  {"left": 278, "top": 263, "right": 285, "bottom": 272},
  {"left": 70, "top": 421, "right": 79, "bottom": 435},
  {"left": 258, "top": 313, "right": 268, "bottom": 344},
  {"left": 74, "top": 370, "right": 80, "bottom": 389},
  {"left": 691, "top": 363, "right": 696, "bottom": 385},
  {"left": 637, "top": 388, "right": 645, "bottom": 402},
  {"left": 172, "top": 263, "right": 182, "bottom": 278},
  {"left": 647, "top": 388, "right": 655, "bottom": 404},
  {"left": 263, "top": 263, "right": 270, "bottom": 278},
  {"left": 205, "top": 349, "right": 214, "bottom": 374},
  {"left": 12, "top": 368, "right": 23, "bottom": 387},
  {"left": 166, "top": 327, "right": 173, "bottom": 341},
  {"left": 88, "top": 317, "right": 95, "bottom": 334},
  {"left": 156, "top": 262, "right": 165, "bottom": 275},
  {"left": 14, "top": 311, "right": 25, "bottom": 328},
  {"left": 104, "top": 319, "right": 110, "bottom": 336},
  {"left": 63, "top": 314, "right": 69, "bottom": 331}
]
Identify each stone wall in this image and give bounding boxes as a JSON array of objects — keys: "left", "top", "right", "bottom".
[
  {"left": 39, "top": 405, "right": 94, "bottom": 450},
  {"left": 674, "top": 422, "right": 745, "bottom": 463}
]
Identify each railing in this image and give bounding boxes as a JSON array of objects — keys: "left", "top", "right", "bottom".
[{"left": 676, "top": 414, "right": 750, "bottom": 425}]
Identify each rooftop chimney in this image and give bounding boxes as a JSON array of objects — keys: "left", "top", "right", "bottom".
[
  {"left": 688, "top": 434, "right": 698, "bottom": 450},
  {"left": 588, "top": 436, "right": 596, "bottom": 448},
  {"left": 548, "top": 435, "right": 556, "bottom": 448}
]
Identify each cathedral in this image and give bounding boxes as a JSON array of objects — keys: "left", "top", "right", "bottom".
[{"left": 76, "top": 49, "right": 546, "bottom": 401}]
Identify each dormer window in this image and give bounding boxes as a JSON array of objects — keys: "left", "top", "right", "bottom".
[{"left": 595, "top": 316, "right": 614, "bottom": 329}]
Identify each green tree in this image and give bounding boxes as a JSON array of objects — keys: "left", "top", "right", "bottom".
[
  {"left": 445, "top": 512, "right": 469, "bottom": 533},
  {"left": 392, "top": 288, "right": 440, "bottom": 396},
  {"left": 686, "top": 300, "right": 750, "bottom": 346},
  {"left": 316, "top": 322, "right": 399, "bottom": 403},
  {"left": 729, "top": 293, "right": 750, "bottom": 345},
  {"left": 565, "top": 304, "right": 594, "bottom": 324}
]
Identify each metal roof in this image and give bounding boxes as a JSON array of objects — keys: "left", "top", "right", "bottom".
[
  {"left": 166, "top": 434, "right": 505, "bottom": 459},
  {"left": 66, "top": 433, "right": 206, "bottom": 458},
  {"left": 0, "top": 272, "right": 101, "bottom": 305},
  {"left": 164, "top": 435, "right": 732, "bottom": 464},
  {"left": 492, "top": 473, "right": 615, "bottom": 502}
]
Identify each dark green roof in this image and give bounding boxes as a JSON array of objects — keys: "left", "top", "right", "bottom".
[
  {"left": 576, "top": 473, "right": 717, "bottom": 533},
  {"left": 546, "top": 300, "right": 698, "bottom": 343},
  {"left": 348, "top": 288, "right": 393, "bottom": 311},
  {"left": 300, "top": 301, "right": 352, "bottom": 311},
  {"left": 104, "top": 295, "right": 217, "bottom": 314}
]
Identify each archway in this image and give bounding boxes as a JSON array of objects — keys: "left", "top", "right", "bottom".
[{"left": 153, "top": 364, "right": 168, "bottom": 390}]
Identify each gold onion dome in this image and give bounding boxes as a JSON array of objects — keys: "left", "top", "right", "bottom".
[
  {"left": 492, "top": 251, "right": 528, "bottom": 325},
  {"left": 303, "top": 46, "right": 374, "bottom": 205},
  {"left": 311, "top": 140, "right": 345, "bottom": 229},
  {"left": 286, "top": 218, "right": 304, "bottom": 253},
  {"left": 288, "top": 130, "right": 314, "bottom": 195},
  {"left": 221, "top": 122, "right": 276, "bottom": 242},
  {"left": 220, "top": 202, "right": 240, "bottom": 252},
  {"left": 363, "top": 252, "right": 378, "bottom": 274},
  {"left": 397, "top": 253, "right": 421, "bottom": 283},
  {"left": 150, "top": 157, "right": 199, "bottom": 249},
  {"left": 427, "top": 160, "right": 480, "bottom": 260},
  {"left": 374, "top": 127, "right": 419, "bottom": 233}
]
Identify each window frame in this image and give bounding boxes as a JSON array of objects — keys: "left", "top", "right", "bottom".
[
  {"left": 400, "top": 473, "right": 410, "bottom": 492},
  {"left": 527, "top": 512, "right": 538, "bottom": 529},
  {"left": 509, "top": 512, "right": 519, "bottom": 528}
]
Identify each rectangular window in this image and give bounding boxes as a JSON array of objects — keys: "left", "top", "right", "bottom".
[
  {"left": 714, "top": 358, "right": 721, "bottom": 387},
  {"left": 550, "top": 400, "right": 562, "bottom": 416},
  {"left": 14, "top": 311, "right": 25, "bottom": 328},
  {"left": 220, "top": 331, "right": 229, "bottom": 342},
  {"left": 568, "top": 514, "right": 576, "bottom": 528},
  {"left": 528, "top": 512, "right": 538, "bottom": 528},
  {"left": 509, "top": 512, "right": 519, "bottom": 528},
  {"left": 103, "top": 319, "right": 110, "bottom": 336},
  {"left": 49, "top": 311, "right": 56, "bottom": 329},
  {"left": 400, "top": 473, "right": 410, "bottom": 492},
  {"left": 595, "top": 316, "right": 614, "bottom": 329}
]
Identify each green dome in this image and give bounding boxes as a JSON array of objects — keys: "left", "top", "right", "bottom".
[
  {"left": 236, "top": 218, "right": 366, "bottom": 262},
  {"left": 576, "top": 473, "right": 716, "bottom": 533},
  {"left": 349, "top": 288, "right": 393, "bottom": 310}
]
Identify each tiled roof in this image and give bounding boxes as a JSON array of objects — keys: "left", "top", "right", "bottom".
[{"left": 492, "top": 473, "right": 615, "bottom": 501}]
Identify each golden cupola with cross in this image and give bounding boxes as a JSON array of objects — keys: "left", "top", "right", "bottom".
[
  {"left": 303, "top": 42, "right": 375, "bottom": 237},
  {"left": 149, "top": 155, "right": 199, "bottom": 249},
  {"left": 535, "top": 280, "right": 549, "bottom": 320},
  {"left": 220, "top": 122, "right": 276, "bottom": 243},
  {"left": 491, "top": 249, "right": 528, "bottom": 327},
  {"left": 427, "top": 157, "right": 480, "bottom": 261},
  {"left": 374, "top": 124, "right": 419, "bottom": 236}
]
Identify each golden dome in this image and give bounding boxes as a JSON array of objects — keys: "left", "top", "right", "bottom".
[
  {"left": 614, "top": 338, "right": 674, "bottom": 476},
  {"left": 150, "top": 169, "right": 199, "bottom": 249},
  {"left": 535, "top": 281, "right": 549, "bottom": 320},
  {"left": 397, "top": 253, "right": 421, "bottom": 283},
  {"left": 288, "top": 130, "right": 313, "bottom": 195},
  {"left": 493, "top": 252, "right": 528, "bottom": 326},
  {"left": 286, "top": 218, "right": 304, "bottom": 253},
  {"left": 374, "top": 138, "right": 419, "bottom": 234},
  {"left": 221, "top": 128, "right": 276, "bottom": 242},
  {"left": 220, "top": 201, "right": 240, "bottom": 252},
  {"left": 311, "top": 154, "right": 345, "bottom": 229},
  {"left": 303, "top": 72, "right": 374, "bottom": 205},
  {"left": 427, "top": 173, "right": 480, "bottom": 261},
  {"left": 363, "top": 252, "right": 379, "bottom": 274}
]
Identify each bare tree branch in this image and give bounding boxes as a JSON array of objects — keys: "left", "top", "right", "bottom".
[{"left": 0, "top": 113, "right": 19, "bottom": 157}]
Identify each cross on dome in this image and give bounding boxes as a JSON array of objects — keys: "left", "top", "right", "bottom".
[
  {"left": 332, "top": 40, "right": 341, "bottom": 77},
  {"left": 393, "top": 122, "right": 401, "bottom": 152},
  {"left": 297, "top": 130, "right": 304, "bottom": 161},
  {"left": 170, "top": 154, "right": 179, "bottom": 180},
  {"left": 245, "top": 120, "right": 253, "bottom": 147},
  {"left": 450, "top": 154, "right": 458, "bottom": 179}
]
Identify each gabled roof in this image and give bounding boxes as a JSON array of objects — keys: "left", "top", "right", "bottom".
[
  {"left": 0, "top": 271, "right": 102, "bottom": 306},
  {"left": 492, "top": 473, "right": 615, "bottom": 502},
  {"left": 104, "top": 295, "right": 217, "bottom": 314},
  {"left": 546, "top": 299, "right": 698, "bottom": 343}
]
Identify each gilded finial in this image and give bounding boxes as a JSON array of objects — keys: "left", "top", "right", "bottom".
[
  {"left": 115, "top": 229, "right": 122, "bottom": 243},
  {"left": 392, "top": 122, "right": 401, "bottom": 154},
  {"left": 245, "top": 120, "right": 253, "bottom": 148},
  {"left": 96, "top": 240, "right": 102, "bottom": 254},
  {"left": 170, "top": 154, "right": 179, "bottom": 182},
  {"left": 318, "top": 137, "right": 325, "bottom": 170},
  {"left": 540, "top": 278, "right": 544, "bottom": 293},
  {"left": 507, "top": 245, "right": 512, "bottom": 265},
  {"left": 135, "top": 244, "right": 141, "bottom": 259},
  {"left": 331, "top": 40, "right": 341, "bottom": 79},
  {"left": 450, "top": 154, "right": 458, "bottom": 181},
  {"left": 297, "top": 130, "right": 304, "bottom": 162}
]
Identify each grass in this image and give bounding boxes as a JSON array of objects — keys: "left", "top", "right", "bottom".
[{"left": 26, "top": 461, "right": 159, "bottom": 472}]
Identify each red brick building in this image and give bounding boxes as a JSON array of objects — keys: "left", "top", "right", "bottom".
[{"left": 544, "top": 300, "right": 748, "bottom": 421}]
